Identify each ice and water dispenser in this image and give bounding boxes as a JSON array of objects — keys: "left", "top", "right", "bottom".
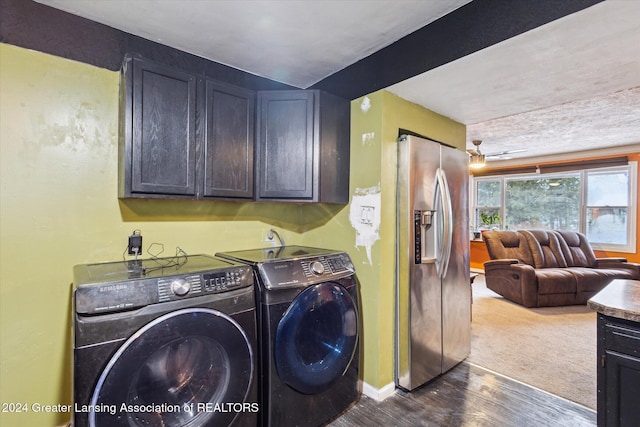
[{"left": 413, "top": 209, "right": 437, "bottom": 264}]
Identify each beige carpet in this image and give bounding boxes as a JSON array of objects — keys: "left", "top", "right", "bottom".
[{"left": 468, "top": 274, "right": 597, "bottom": 409}]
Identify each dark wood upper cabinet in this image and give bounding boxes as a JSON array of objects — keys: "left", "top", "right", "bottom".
[
  {"left": 201, "top": 79, "right": 254, "bottom": 199},
  {"left": 120, "top": 57, "right": 349, "bottom": 204},
  {"left": 256, "top": 90, "right": 350, "bottom": 203},
  {"left": 119, "top": 56, "right": 254, "bottom": 200},
  {"left": 120, "top": 56, "right": 197, "bottom": 198},
  {"left": 256, "top": 91, "right": 314, "bottom": 200}
]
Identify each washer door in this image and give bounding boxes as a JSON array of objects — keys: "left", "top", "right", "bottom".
[
  {"left": 275, "top": 282, "right": 358, "bottom": 394},
  {"left": 89, "top": 308, "right": 253, "bottom": 427}
]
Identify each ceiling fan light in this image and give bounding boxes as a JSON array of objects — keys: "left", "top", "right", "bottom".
[{"left": 469, "top": 154, "right": 486, "bottom": 169}]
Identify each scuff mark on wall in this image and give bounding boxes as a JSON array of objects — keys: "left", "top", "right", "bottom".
[
  {"left": 360, "top": 96, "right": 371, "bottom": 113},
  {"left": 349, "top": 183, "right": 381, "bottom": 265},
  {"left": 361, "top": 132, "right": 375, "bottom": 146}
]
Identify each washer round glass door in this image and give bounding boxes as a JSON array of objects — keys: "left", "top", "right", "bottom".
[
  {"left": 89, "top": 308, "right": 253, "bottom": 427},
  {"left": 275, "top": 282, "right": 358, "bottom": 394}
]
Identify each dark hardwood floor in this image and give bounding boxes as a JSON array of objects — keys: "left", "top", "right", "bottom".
[{"left": 329, "top": 362, "right": 596, "bottom": 427}]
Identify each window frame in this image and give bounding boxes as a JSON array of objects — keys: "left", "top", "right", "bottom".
[{"left": 470, "top": 161, "right": 637, "bottom": 253}]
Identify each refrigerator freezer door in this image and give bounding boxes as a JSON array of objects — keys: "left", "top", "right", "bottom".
[
  {"left": 396, "top": 135, "right": 442, "bottom": 390},
  {"left": 440, "top": 144, "right": 471, "bottom": 373}
]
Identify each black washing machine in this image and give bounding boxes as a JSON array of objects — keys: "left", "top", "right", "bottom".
[
  {"left": 217, "top": 246, "right": 361, "bottom": 427},
  {"left": 73, "top": 255, "right": 258, "bottom": 427}
]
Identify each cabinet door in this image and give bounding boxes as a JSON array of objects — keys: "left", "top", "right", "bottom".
[
  {"left": 202, "top": 80, "right": 254, "bottom": 199},
  {"left": 125, "top": 58, "right": 197, "bottom": 197},
  {"left": 600, "top": 316, "right": 640, "bottom": 427},
  {"left": 256, "top": 91, "right": 315, "bottom": 200},
  {"left": 604, "top": 351, "right": 640, "bottom": 427}
]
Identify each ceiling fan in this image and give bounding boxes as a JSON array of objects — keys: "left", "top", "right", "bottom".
[{"left": 467, "top": 140, "right": 526, "bottom": 168}]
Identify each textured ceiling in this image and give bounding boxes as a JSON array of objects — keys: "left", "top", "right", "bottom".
[
  {"left": 36, "top": 0, "right": 640, "bottom": 162},
  {"left": 387, "top": 0, "right": 640, "bottom": 160},
  {"left": 466, "top": 87, "right": 640, "bottom": 161}
]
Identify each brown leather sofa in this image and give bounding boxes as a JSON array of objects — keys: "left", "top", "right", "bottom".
[{"left": 482, "top": 230, "right": 639, "bottom": 307}]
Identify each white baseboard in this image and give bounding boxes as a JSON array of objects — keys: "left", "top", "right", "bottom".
[{"left": 362, "top": 381, "right": 396, "bottom": 401}]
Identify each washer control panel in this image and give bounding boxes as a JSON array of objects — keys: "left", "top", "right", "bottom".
[
  {"left": 258, "top": 252, "right": 354, "bottom": 289},
  {"left": 158, "top": 275, "right": 203, "bottom": 301},
  {"left": 156, "top": 267, "right": 250, "bottom": 302},
  {"left": 203, "top": 269, "right": 245, "bottom": 293},
  {"left": 75, "top": 265, "right": 253, "bottom": 314}
]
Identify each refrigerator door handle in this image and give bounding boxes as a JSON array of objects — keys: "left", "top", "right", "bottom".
[
  {"left": 434, "top": 169, "right": 444, "bottom": 277},
  {"left": 435, "top": 168, "right": 454, "bottom": 279}
]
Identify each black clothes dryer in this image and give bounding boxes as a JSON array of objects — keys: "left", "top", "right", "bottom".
[
  {"left": 72, "top": 255, "right": 258, "bottom": 427},
  {"left": 217, "top": 246, "right": 361, "bottom": 427}
]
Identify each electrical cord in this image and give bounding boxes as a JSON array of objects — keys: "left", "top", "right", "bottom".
[
  {"left": 142, "top": 244, "right": 189, "bottom": 275},
  {"left": 121, "top": 230, "right": 189, "bottom": 275}
]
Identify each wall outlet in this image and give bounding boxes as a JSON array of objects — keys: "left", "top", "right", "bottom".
[{"left": 360, "top": 205, "right": 374, "bottom": 225}]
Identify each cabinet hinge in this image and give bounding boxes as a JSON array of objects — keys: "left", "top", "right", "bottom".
[{"left": 601, "top": 355, "right": 606, "bottom": 368}]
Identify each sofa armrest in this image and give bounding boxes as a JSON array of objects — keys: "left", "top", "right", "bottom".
[
  {"left": 484, "top": 259, "right": 520, "bottom": 268},
  {"left": 484, "top": 261, "right": 538, "bottom": 307},
  {"left": 595, "top": 258, "right": 640, "bottom": 279},
  {"left": 595, "top": 257, "right": 628, "bottom": 264}
]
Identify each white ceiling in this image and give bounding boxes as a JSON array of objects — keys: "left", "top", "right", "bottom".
[
  {"left": 36, "top": 0, "right": 471, "bottom": 87},
  {"left": 37, "top": 0, "right": 640, "bottom": 162}
]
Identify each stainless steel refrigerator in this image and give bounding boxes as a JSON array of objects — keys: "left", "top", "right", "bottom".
[{"left": 395, "top": 134, "right": 471, "bottom": 391}]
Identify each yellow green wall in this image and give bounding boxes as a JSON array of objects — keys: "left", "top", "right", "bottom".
[
  {"left": 0, "top": 43, "right": 312, "bottom": 427},
  {"left": 304, "top": 91, "right": 466, "bottom": 390},
  {"left": 0, "top": 43, "right": 465, "bottom": 425}
]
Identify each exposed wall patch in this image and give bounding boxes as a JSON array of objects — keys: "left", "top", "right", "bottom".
[
  {"left": 360, "top": 96, "right": 371, "bottom": 113},
  {"left": 349, "top": 184, "right": 381, "bottom": 265}
]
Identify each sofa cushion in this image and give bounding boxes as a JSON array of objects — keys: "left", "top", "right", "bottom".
[
  {"left": 483, "top": 230, "right": 534, "bottom": 266},
  {"left": 520, "top": 230, "right": 568, "bottom": 269},
  {"left": 555, "top": 230, "right": 597, "bottom": 267},
  {"left": 567, "top": 267, "right": 636, "bottom": 293},
  {"left": 534, "top": 268, "right": 576, "bottom": 294}
]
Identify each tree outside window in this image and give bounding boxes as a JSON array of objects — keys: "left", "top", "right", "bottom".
[
  {"left": 475, "top": 179, "right": 500, "bottom": 229},
  {"left": 505, "top": 175, "right": 580, "bottom": 231}
]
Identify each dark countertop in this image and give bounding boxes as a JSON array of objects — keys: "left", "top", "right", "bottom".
[{"left": 588, "top": 279, "right": 640, "bottom": 323}]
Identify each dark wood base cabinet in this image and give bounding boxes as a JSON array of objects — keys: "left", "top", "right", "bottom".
[{"left": 597, "top": 314, "right": 640, "bottom": 427}]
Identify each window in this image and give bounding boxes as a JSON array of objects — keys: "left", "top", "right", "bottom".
[
  {"left": 475, "top": 179, "right": 501, "bottom": 229},
  {"left": 586, "top": 169, "right": 630, "bottom": 246},
  {"left": 470, "top": 162, "right": 637, "bottom": 253}
]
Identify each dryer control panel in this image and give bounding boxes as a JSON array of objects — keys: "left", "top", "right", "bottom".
[{"left": 258, "top": 253, "right": 355, "bottom": 290}]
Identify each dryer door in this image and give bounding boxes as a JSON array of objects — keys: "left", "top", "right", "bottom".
[
  {"left": 89, "top": 308, "right": 254, "bottom": 427},
  {"left": 275, "top": 282, "right": 358, "bottom": 394}
]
